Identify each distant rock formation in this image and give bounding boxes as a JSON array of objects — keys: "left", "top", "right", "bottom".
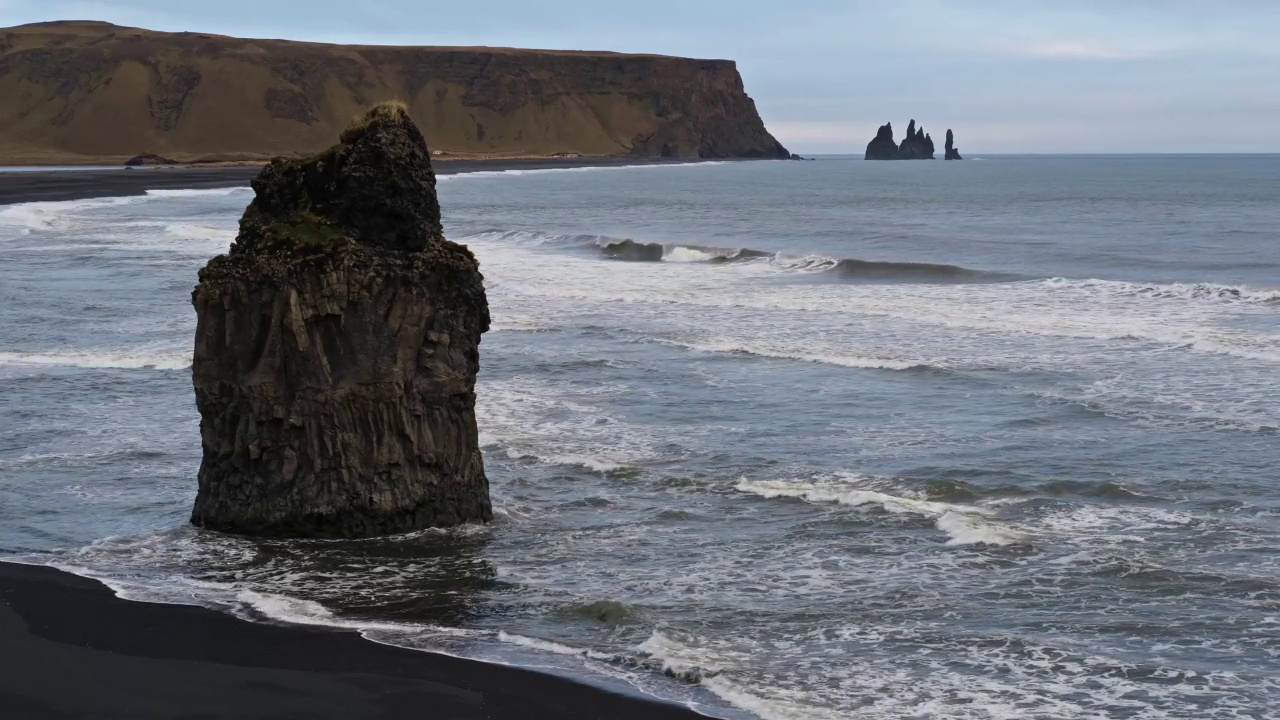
[
  {"left": 865, "top": 122, "right": 899, "bottom": 160},
  {"left": 945, "top": 129, "right": 962, "bottom": 160},
  {"left": 897, "top": 120, "right": 935, "bottom": 160},
  {"left": 124, "top": 153, "right": 177, "bottom": 166},
  {"left": 865, "top": 119, "right": 940, "bottom": 160},
  {"left": 190, "top": 102, "right": 492, "bottom": 538}
]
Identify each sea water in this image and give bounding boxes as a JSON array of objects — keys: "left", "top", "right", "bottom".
[{"left": 1, "top": 155, "right": 1278, "bottom": 719}]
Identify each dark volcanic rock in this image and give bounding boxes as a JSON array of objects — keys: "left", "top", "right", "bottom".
[
  {"left": 865, "top": 119, "right": 950, "bottom": 160},
  {"left": 124, "top": 153, "right": 177, "bottom": 166},
  {"left": 865, "top": 122, "right": 898, "bottom": 160},
  {"left": 897, "top": 120, "right": 935, "bottom": 160},
  {"left": 945, "top": 128, "right": 963, "bottom": 160},
  {"left": 190, "top": 102, "right": 492, "bottom": 538}
]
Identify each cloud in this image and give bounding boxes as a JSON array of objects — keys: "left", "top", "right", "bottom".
[
  {"left": 766, "top": 121, "right": 861, "bottom": 147},
  {"left": 1012, "top": 40, "right": 1151, "bottom": 60}
]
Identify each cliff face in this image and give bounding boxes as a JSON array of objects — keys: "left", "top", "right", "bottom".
[
  {"left": 0, "top": 21, "right": 789, "bottom": 163},
  {"left": 190, "top": 103, "right": 491, "bottom": 538}
]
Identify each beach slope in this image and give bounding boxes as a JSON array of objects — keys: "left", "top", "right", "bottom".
[{"left": 0, "top": 562, "right": 708, "bottom": 720}]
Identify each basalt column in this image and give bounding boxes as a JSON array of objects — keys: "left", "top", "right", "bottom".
[{"left": 190, "top": 103, "right": 491, "bottom": 538}]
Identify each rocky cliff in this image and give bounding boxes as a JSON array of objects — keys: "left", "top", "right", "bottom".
[
  {"left": 0, "top": 21, "right": 789, "bottom": 163},
  {"left": 190, "top": 102, "right": 491, "bottom": 538}
]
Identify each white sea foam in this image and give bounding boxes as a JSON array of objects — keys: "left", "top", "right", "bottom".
[
  {"left": 496, "top": 631, "right": 616, "bottom": 661},
  {"left": 232, "top": 590, "right": 478, "bottom": 642},
  {"left": 735, "top": 477, "right": 1020, "bottom": 546},
  {"left": 162, "top": 222, "right": 237, "bottom": 244},
  {"left": 0, "top": 196, "right": 145, "bottom": 232},
  {"left": 466, "top": 228, "right": 1279, "bottom": 368},
  {"left": 475, "top": 376, "right": 658, "bottom": 474},
  {"left": 462, "top": 227, "right": 1279, "bottom": 455},
  {"left": 1030, "top": 504, "right": 1195, "bottom": 542},
  {"left": 669, "top": 338, "right": 926, "bottom": 371},
  {"left": 933, "top": 512, "right": 1022, "bottom": 546},
  {"left": 663, "top": 245, "right": 724, "bottom": 263},
  {"left": 637, "top": 630, "right": 725, "bottom": 680},
  {"left": 0, "top": 349, "right": 191, "bottom": 370},
  {"left": 1037, "top": 276, "right": 1280, "bottom": 306},
  {"left": 637, "top": 631, "right": 846, "bottom": 720},
  {"left": 632, "top": 624, "right": 1269, "bottom": 720},
  {"left": 144, "top": 187, "right": 252, "bottom": 199},
  {"left": 438, "top": 161, "right": 728, "bottom": 182}
]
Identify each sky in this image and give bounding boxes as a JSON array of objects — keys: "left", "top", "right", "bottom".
[{"left": 4, "top": 0, "right": 1279, "bottom": 153}]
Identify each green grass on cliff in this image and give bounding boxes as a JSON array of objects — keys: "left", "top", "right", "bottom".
[{"left": 260, "top": 212, "right": 349, "bottom": 254}]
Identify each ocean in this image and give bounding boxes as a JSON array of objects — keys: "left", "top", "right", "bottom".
[{"left": 1, "top": 155, "right": 1277, "bottom": 719}]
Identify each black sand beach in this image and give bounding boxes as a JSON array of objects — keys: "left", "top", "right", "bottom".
[
  {"left": 0, "top": 157, "right": 707, "bottom": 205},
  {"left": 0, "top": 562, "right": 708, "bottom": 720}
]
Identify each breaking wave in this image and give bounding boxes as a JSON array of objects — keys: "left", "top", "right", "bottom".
[
  {"left": 0, "top": 349, "right": 191, "bottom": 371},
  {"left": 436, "top": 161, "right": 727, "bottom": 182},
  {"left": 462, "top": 229, "right": 1280, "bottom": 303},
  {"left": 734, "top": 477, "right": 1022, "bottom": 546},
  {"left": 595, "top": 238, "right": 1011, "bottom": 283},
  {"left": 1034, "top": 277, "right": 1280, "bottom": 305},
  {"left": 458, "top": 230, "right": 1014, "bottom": 284}
]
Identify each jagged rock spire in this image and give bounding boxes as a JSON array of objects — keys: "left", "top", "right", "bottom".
[{"left": 945, "top": 128, "right": 963, "bottom": 160}]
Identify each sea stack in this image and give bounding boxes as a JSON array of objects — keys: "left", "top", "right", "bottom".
[
  {"left": 865, "top": 122, "right": 899, "bottom": 160},
  {"left": 897, "top": 120, "right": 935, "bottom": 160},
  {"left": 865, "top": 119, "right": 938, "bottom": 160},
  {"left": 945, "top": 129, "right": 963, "bottom": 160},
  {"left": 190, "top": 102, "right": 492, "bottom": 538}
]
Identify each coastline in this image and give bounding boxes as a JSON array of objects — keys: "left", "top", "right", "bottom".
[
  {"left": 0, "top": 156, "right": 715, "bottom": 206},
  {"left": 0, "top": 561, "right": 714, "bottom": 720}
]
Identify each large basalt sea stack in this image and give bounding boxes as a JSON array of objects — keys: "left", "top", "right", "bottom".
[{"left": 190, "top": 102, "right": 491, "bottom": 538}]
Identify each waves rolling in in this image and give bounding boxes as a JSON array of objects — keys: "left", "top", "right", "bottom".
[{"left": 4, "top": 158, "right": 1278, "bottom": 720}]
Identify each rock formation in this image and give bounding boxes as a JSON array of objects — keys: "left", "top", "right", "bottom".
[
  {"left": 189, "top": 102, "right": 492, "bottom": 538},
  {"left": 945, "top": 129, "right": 962, "bottom": 160},
  {"left": 897, "top": 120, "right": 935, "bottom": 160},
  {"left": 124, "top": 153, "right": 177, "bottom": 166},
  {"left": 865, "top": 122, "right": 899, "bottom": 160},
  {"left": 864, "top": 119, "right": 947, "bottom": 160}
]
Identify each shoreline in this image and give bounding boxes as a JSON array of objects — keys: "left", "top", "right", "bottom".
[
  {"left": 0, "top": 156, "right": 718, "bottom": 206},
  {"left": 0, "top": 561, "right": 717, "bottom": 720}
]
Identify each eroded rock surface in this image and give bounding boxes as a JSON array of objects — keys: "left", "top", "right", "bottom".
[
  {"left": 945, "top": 129, "right": 963, "bottom": 160},
  {"left": 898, "top": 120, "right": 935, "bottom": 160},
  {"left": 865, "top": 119, "right": 945, "bottom": 160},
  {"left": 190, "top": 103, "right": 491, "bottom": 538},
  {"left": 865, "top": 122, "right": 898, "bottom": 160}
]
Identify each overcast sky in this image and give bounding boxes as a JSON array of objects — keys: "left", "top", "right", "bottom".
[{"left": 5, "top": 0, "right": 1278, "bottom": 153}]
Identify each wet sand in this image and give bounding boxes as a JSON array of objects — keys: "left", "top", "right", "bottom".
[
  {"left": 0, "top": 562, "right": 710, "bottom": 720},
  {"left": 0, "top": 157, "right": 707, "bottom": 205}
]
